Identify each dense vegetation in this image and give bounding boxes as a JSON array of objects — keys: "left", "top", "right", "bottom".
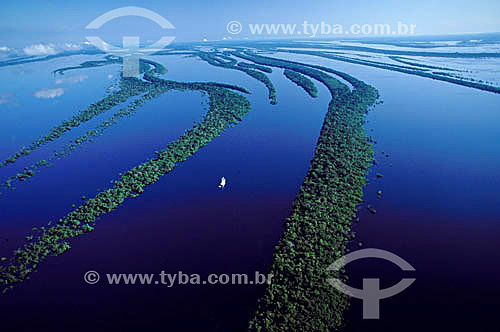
[
  {"left": 197, "top": 51, "right": 277, "bottom": 104},
  {"left": 3, "top": 39, "right": 498, "bottom": 329},
  {"left": 0, "top": 77, "right": 152, "bottom": 170},
  {"left": 0, "top": 51, "right": 379, "bottom": 332},
  {"left": 0, "top": 55, "right": 173, "bottom": 177},
  {"left": 52, "top": 55, "right": 121, "bottom": 75},
  {"left": 1, "top": 45, "right": 380, "bottom": 330},
  {"left": 232, "top": 52, "right": 378, "bottom": 331},
  {"left": 0, "top": 59, "right": 247, "bottom": 191},
  {"left": 237, "top": 61, "right": 273, "bottom": 73},
  {"left": 279, "top": 49, "right": 500, "bottom": 94},
  {"left": 52, "top": 55, "right": 168, "bottom": 76},
  {"left": 0, "top": 76, "right": 251, "bottom": 294},
  {"left": 232, "top": 51, "right": 348, "bottom": 92},
  {"left": 388, "top": 56, "right": 460, "bottom": 71},
  {"left": 283, "top": 69, "right": 318, "bottom": 97}
]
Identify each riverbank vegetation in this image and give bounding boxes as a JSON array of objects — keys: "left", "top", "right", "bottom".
[
  {"left": 231, "top": 51, "right": 379, "bottom": 331},
  {"left": 279, "top": 49, "right": 500, "bottom": 94},
  {"left": 197, "top": 51, "right": 277, "bottom": 104},
  {"left": 1, "top": 47, "right": 379, "bottom": 330},
  {"left": 0, "top": 75, "right": 250, "bottom": 294},
  {"left": 283, "top": 69, "right": 318, "bottom": 97}
]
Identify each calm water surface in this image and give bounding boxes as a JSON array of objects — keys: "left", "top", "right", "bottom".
[{"left": 0, "top": 53, "right": 499, "bottom": 331}]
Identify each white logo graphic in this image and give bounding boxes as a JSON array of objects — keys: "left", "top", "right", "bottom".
[
  {"left": 85, "top": 6, "right": 175, "bottom": 77},
  {"left": 327, "top": 248, "right": 416, "bottom": 319},
  {"left": 226, "top": 21, "right": 243, "bottom": 35},
  {"left": 84, "top": 270, "right": 100, "bottom": 284}
]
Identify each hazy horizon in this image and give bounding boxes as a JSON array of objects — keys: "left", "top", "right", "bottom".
[{"left": 1, "top": 0, "right": 499, "bottom": 48}]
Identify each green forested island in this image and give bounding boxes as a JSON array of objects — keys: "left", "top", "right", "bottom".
[{"left": 1, "top": 37, "right": 498, "bottom": 331}]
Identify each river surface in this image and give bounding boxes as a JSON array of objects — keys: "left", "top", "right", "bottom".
[{"left": 0, "top": 52, "right": 499, "bottom": 331}]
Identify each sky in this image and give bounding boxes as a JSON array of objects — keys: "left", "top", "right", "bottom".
[{"left": 0, "top": 0, "right": 499, "bottom": 49}]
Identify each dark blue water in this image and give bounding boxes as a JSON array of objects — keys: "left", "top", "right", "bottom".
[
  {"left": 1, "top": 53, "right": 499, "bottom": 331},
  {"left": 348, "top": 73, "right": 500, "bottom": 332},
  {"left": 281, "top": 53, "right": 500, "bottom": 331},
  {"left": 0, "top": 54, "right": 334, "bottom": 331}
]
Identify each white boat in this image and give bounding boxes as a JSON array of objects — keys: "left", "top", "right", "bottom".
[{"left": 218, "top": 177, "right": 226, "bottom": 189}]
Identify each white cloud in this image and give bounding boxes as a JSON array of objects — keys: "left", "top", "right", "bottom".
[
  {"left": 63, "top": 43, "right": 82, "bottom": 51},
  {"left": 0, "top": 46, "right": 10, "bottom": 52},
  {"left": 34, "top": 88, "right": 64, "bottom": 99},
  {"left": 85, "top": 39, "right": 112, "bottom": 51},
  {"left": 0, "top": 93, "right": 11, "bottom": 104},
  {"left": 0, "top": 93, "right": 18, "bottom": 107},
  {"left": 55, "top": 74, "right": 88, "bottom": 84},
  {"left": 100, "top": 41, "right": 111, "bottom": 51},
  {"left": 23, "top": 44, "right": 57, "bottom": 56}
]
